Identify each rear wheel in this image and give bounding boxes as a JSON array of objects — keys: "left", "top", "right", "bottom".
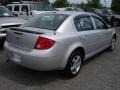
[
  {"left": 65, "top": 51, "right": 82, "bottom": 77},
  {"left": 108, "top": 37, "right": 116, "bottom": 51}
]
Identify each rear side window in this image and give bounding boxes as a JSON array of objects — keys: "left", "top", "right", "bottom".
[
  {"left": 21, "top": 5, "right": 28, "bottom": 12},
  {"left": 22, "top": 14, "right": 68, "bottom": 30},
  {"left": 14, "top": 5, "right": 19, "bottom": 11},
  {"left": 92, "top": 17, "right": 107, "bottom": 29},
  {"left": 74, "top": 16, "right": 94, "bottom": 31}
]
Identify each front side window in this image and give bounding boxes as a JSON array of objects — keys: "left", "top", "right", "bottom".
[
  {"left": 92, "top": 17, "right": 107, "bottom": 29},
  {"left": 22, "top": 14, "right": 68, "bottom": 30},
  {"left": 74, "top": 16, "right": 94, "bottom": 31},
  {"left": 14, "top": 5, "right": 19, "bottom": 11}
]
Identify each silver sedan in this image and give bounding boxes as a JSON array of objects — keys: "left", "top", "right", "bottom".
[{"left": 4, "top": 11, "right": 116, "bottom": 77}]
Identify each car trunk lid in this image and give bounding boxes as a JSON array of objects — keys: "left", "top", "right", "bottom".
[{"left": 7, "top": 27, "right": 55, "bottom": 51}]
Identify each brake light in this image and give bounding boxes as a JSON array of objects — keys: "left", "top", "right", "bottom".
[{"left": 34, "top": 37, "right": 56, "bottom": 50}]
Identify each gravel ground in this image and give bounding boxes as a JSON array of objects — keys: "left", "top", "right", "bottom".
[{"left": 0, "top": 28, "right": 120, "bottom": 90}]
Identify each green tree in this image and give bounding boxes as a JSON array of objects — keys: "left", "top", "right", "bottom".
[
  {"left": 70, "top": 2, "right": 86, "bottom": 8},
  {"left": 44, "top": 0, "right": 49, "bottom": 3},
  {"left": 86, "top": 0, "right": 102, "bottom": 8},
  {"left": 80, "top": 2, "right": 86, "bottom": 8},
  {"left": 73, "top": 0, "right": 102, "bottom": 9},
  {"left": 54, "top": 0, "right": 69, "bottom": 8},
  {"left": 111, "top": 0, "right": 120, "bottom": 13},
  {"left": 0, "top": 0, "right": 12, "bottom": 5}
]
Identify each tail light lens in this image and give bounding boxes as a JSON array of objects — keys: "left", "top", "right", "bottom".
[{"left": 34, "top": 37, "right": 56, "bottom": 50}]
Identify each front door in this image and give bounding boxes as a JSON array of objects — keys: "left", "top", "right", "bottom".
[
  {"left": 13, "top": 5, "right": 20, "bottom": 17},
  {"left": 92, "top": 16, "right": 113, "bottom": 48},
  {"left": 20, "top": 4, "right": 30, "bottom": 20},
  {"left": 74, "top": 15, "right": 102, "bottom": 55}
]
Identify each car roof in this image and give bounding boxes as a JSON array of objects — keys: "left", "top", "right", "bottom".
[
  {"left": 7, "top": 2, "right": 44, "bottom": 5},
  {"left": 52, "top": 11, "right": 102, "bottom": 19},
  {"left": 53, "top": 11, "right": 91, "bottom": 16}
]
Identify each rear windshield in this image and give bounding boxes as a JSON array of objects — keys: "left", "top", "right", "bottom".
[{"left": 22, "top": 14, "right": 68, "bottom": 30}]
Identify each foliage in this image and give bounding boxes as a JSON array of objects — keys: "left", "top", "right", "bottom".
[
  {"left": 54, "top": 0, "right": 69, "bottom": 8},
  {"left": 70, "top": 0, "right": 103, "bottom": 9},
  {"left": 111, "top": 0, "right": 120, "bottom": 14},
  {"left": 0, "top": 0, "right": 12, "bottom": 5},
  {"left": 85, "top": 0, "right": 102, "bottom": 8},
  {"left": 44, "top": 0, "right": 49, "bottom": 3}
]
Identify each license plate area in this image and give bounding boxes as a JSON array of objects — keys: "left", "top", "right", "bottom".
[{"left": 10, "top": 53, "right": 21, "bottom": 63}]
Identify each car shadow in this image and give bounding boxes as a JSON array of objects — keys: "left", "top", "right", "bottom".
[
  {"left": 0, "top": 46, "right": 3, "bottom": 50},
  {"left": 0, "top": 50, "right": 110, "bottom": 87},
  {"left": 0, "top": 61, "right": 70, "bottom": 86},
  {"left": 82, "top": 50, "right": 106, "bottom": 66}
]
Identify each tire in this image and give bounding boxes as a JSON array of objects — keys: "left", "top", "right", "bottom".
[
  {"left": 108, "top": 37, "right": 116, "bottom": 51},
  {"left": 65, "top": 51, "right": 82, "bottom": 78}
]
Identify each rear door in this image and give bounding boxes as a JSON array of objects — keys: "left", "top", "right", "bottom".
[
  {"left": 92, "top": 16, "right": 112, "bottom": 48},
  {"left": 13, "top": 4, "right": 20, "bottom": 17},
  {"left": 74, "top": 15, "right": 102, "bottom": 55},
  {"left": 20, "top": 4, "right": 30, "bottom": 19}
]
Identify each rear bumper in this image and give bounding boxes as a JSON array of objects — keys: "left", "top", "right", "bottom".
[{"left": 4, "top": 41, "right": 67, "bottom": 71}]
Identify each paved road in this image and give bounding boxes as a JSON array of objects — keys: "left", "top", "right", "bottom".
[{"left": 0, "top": 28, "right": 120, "bottom": 90}]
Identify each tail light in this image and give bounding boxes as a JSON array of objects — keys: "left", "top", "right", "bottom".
[{"left": 34, "top": 37, "right": 56, "bottom": 50}]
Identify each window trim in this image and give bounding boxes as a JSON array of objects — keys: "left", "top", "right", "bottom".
[
  {"left": 74, "top": 15, "right": 95, "bottom": 32},
  {"left": 91, "top": 15, "right": 108, "bottom": 30}
]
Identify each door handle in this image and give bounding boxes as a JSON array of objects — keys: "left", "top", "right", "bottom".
[{"left": 81, "top": 35, "right": 87, "bottom": 40}]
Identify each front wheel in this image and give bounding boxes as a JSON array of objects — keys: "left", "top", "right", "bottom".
[{"left": 65, "top": 51, "right": 82, "bottom": 77}]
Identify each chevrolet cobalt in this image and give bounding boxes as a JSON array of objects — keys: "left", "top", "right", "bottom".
[{"left": 4, "top": 12, "right": 116, "bottom": 77}]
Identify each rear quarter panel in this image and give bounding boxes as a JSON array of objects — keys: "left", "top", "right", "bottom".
[
  {"left": 38, "top": 15, "right": 86, "bottom": 68},
  {"left": 41, "top": 32, "right": 85, "bottom": 69}
]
